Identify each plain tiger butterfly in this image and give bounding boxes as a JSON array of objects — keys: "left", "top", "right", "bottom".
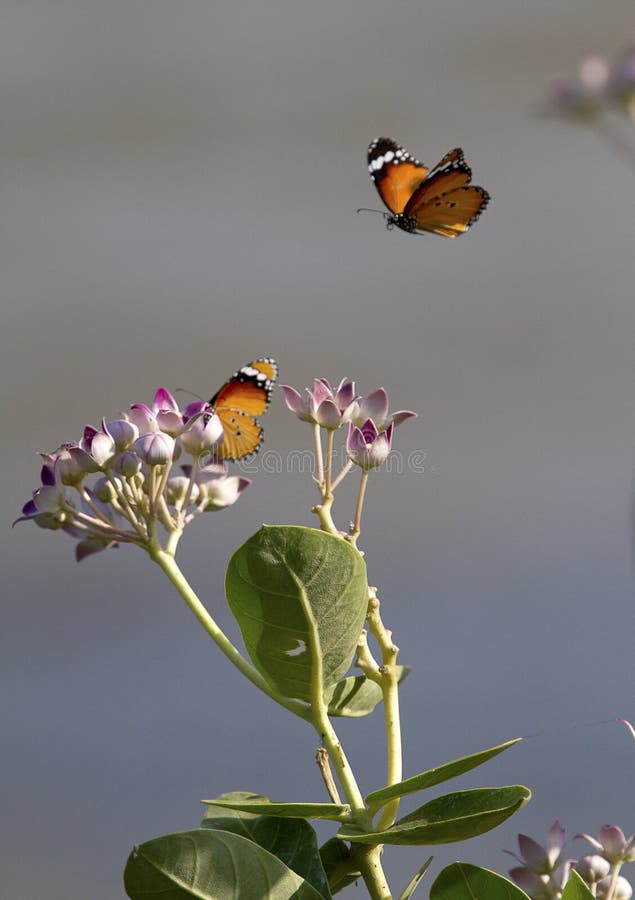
[
  {"left": 364, "top": 137, "right": 490, "bottom": 237},
  {"left": 208, "top": 358, "right": 278, "bottom": 461}
]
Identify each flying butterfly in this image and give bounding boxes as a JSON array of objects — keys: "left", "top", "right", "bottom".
[
  {"left": 208, "top": 357, "right": 278, "bottom": 461},
  {"left": 363, "top": 137, "right": 490, "bottom": 237}
]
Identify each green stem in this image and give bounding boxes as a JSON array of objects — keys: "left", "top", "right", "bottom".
[
  {"left": 324, "top": 430, "right": 335, "bottom": 495},
  {"left": 349, "top": 469, "right": 369, "bottom": 545},
  {"left": 313, "top": 423, "right": 324, "bottom": 486},
  {"left": 350, "top": 844, "right": 392, "bottom": 900},
  {"left": 367, "top": 588, "right": 403, "bottom": 830},
  {"left": 149, "top": 547, "right": 310, "bottom": 720}
]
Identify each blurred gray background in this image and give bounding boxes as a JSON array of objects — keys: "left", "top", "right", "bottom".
[{"left": 2, "top": 2, "right": 634, "bottom": 897}]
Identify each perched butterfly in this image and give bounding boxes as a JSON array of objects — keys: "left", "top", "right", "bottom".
[
  {"left": 208, "top": 357, "right": 278, "bottom": 461},
  {"left": 364, "top": 137, "right": 490, "bottom": 237}
]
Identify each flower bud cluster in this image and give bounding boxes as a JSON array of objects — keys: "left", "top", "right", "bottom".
[
  {"left": 541, "top": 47, "right": 635, "bottom": 120},
  {"left": 282, "top": 378, "right": 416, "bottom": 473},
  {"left": 281, "top": 376, "right": 417, "bottom": 539},
  {"left": 507, "top": 821, "right": 634, "bottom": 899},
  {"left": 16, "top": 388, "right": 250, "bottom": 560}
]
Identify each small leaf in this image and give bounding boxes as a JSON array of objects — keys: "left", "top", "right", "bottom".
[
  {"left": 203, "top": 795, "right": 351, "bottom": 821},
  {"left": 338, "top": 785, "right": 531, "bottom": 846},
  {"left": 319, "top": 837, "right": 361, "bottom": 894},
  {"left": 398, "top": 856, "right": 433, "bottom": 899},
  {"left": 325, "top": 667, "right": 411, "bottom": 717},
  {"left": 365, "top": 738, "right": 521, "bottom": 808},
  {"left": 562, "top": 870, "right": 595, "bottom": 900},
  {"left": 203, "top": 793, "right": 331, "bottom": 900},
  {"left": 430, "top": 862, "right": 531, "bottom": 899},
  {"left": 226, "top": 525, "right": 368, "bottom": 703},
  {"left": 124, "top": 828, "right": 324, "bottom": 899}
]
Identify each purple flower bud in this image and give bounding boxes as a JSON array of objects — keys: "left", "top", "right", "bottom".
[
  {"left": 352, "top": 387, "right": 417, "bottom": 431},
  {"left": 127, "top": 404, "right": 159, "bottom": 434},
  {"left": 134, "top": 432, "right": 175, "bottom": 466},
  {"left": 56, "top": 446, "right": 100, "bottom": 485},
  {"left": 508, "top": 867, "right": 552, "bottom": 899},
  {"left": 577, "top": 826, "right": 635, "bottom": 865},
  {"left": 281, "top": 378, "right": 357, "bottom": 427},
  {"left": 106, "top": 419, "right": 139, "bottom": 450},
  {"left": 111, "top": 451, "right": 142, "bottom": 478},
  {"left": 347, "top": 419, "right": 393, "bottom": 470}
]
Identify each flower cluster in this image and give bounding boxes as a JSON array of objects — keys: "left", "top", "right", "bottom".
[
  {"left": 507, "top": 821, "right": 634, "bottom": 899},
  {"left": 15, "top": 388, "right": 250, "bottom": 560},
  {"left": 282, "top": 377, "right": 416, "bottom": 541},
  {"left": 541, "top": 48, "right": 635, "bottom": 121}
]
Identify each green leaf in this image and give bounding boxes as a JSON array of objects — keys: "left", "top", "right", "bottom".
[
  {"left": 318, "top": 838, "right": 361, "bottom": 895},
  {"left": 226, "top": 525, "right": 369, "bottom": 703},
  {"left": 562, "top": 870, "right": 595, "bottom": 900},
  {"left": 398, "top": 856, "right": 433, "bottom": 899},
  {"left": 203, "top": 795, "right": 351, "bottom": 822},
  {"left": 338, "top": 785, "right": 531, "bottom": 846},
  {"left": 365, "top": 738, "right": 521, "bottom": 808},
  {"left": 325, "top": 667, "right": 411, "bottom": 717},
  {"left": 430, "top": 862, "right": 531, "bottom": 899},
  {"left": 124, "top": 828, "right": 324, "bottom": 899},
  {"left": 202, "top": 793, "right": 331, "bottom": 900}
]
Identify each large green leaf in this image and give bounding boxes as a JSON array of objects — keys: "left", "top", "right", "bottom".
[
  {"left": 430, "top": 862, "right": 531, "bottom": 899},
  {"left": 124, "top": 828, "right": 324, "bottom": 899},
  {"left": 338, "top": 786, "right": 530, "bottom": 846},
  {"left": 318, "top": 838, "right": 361, "bottom": 895},
  {"left": 562, "top": 870, "right": 595, "bottom": 900},
  {"left": 226, "top": 525, "right": 368, "bottom": 702},
  {"left": 365, "top": 738, "right": 521, "bottom": 809},
  {"left": 325, "top": 667, "right": 411, "bottom": 717},
  {"left": 202, "top": 793, "right": 331, "bottom": 900},
  {"left": 203, "top": 795, "right": 351, "bottom": 822}
]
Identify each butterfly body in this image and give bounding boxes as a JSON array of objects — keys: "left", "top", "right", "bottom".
[
  {"left": 366, "top": 137, "right": 489, "bottom": 238},
  {"left": 209, "top": 357, "right": 278, "bottom": 461}
]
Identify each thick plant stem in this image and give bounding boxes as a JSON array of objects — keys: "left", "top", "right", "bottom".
[
  {"left": 150, "top": 547, "right": 310, "bottom": 720},
  {"left": 367, "top": 588, "right": 403, "bottom": 830},
  {"left": 351, "top": 844, "right": 392, "bottom": 900}
]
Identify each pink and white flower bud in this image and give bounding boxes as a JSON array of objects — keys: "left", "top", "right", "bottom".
[
  {"left": 112, "top": 451, "right": 142, "bottom": 478},
  {"left": 134, "top": 432, "right": 175, "bottom": 466},
  {"left": 573, "top": 855, "right": 611, "bottom": 884},
  {"left": 56, "top": 447, "right": 99, "bottom": 485},
  {"left": 106, "top": 419, "right": 139, "bottom": 450},
  {"left": 347, "top": 420, "right": 393, "bottom": 470},
  {"left": 93, "top": 476, "right": 119, "bottom": 503},
  {"left": 90, "top": 431, "right": 116, "bottom": 466},
  {"left": 180, "top": 409, "right": 224, "bottom": 455},
  {"left": 199, "top": 475, "right": 250, "bottom": 510},
  {"left": 598, "top": 875, "right": 633, "bottom": 900},
  {"left": 166, "top": 476, "right": 199, "bottom": 506}
]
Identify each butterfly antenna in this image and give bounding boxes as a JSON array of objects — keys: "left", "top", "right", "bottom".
[
  {"left": 356, "top": 207, "right": 386, "bottom": 216},
  {"left": 175, "top": 387, "right": 206, "bottom": 402}
]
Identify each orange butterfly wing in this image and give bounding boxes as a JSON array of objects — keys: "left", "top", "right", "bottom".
[
  {"left": 210, "top": 358, "right": 278, "bottom": 461},
  {"left": 403, "top": 152, "right": 489, "bottom": 238},
  {"left": 367, "top": 138, "right": 490, "bottom": 237},
  {"left": 367, "top": 137, "right": 429, "bottom": 215}
]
